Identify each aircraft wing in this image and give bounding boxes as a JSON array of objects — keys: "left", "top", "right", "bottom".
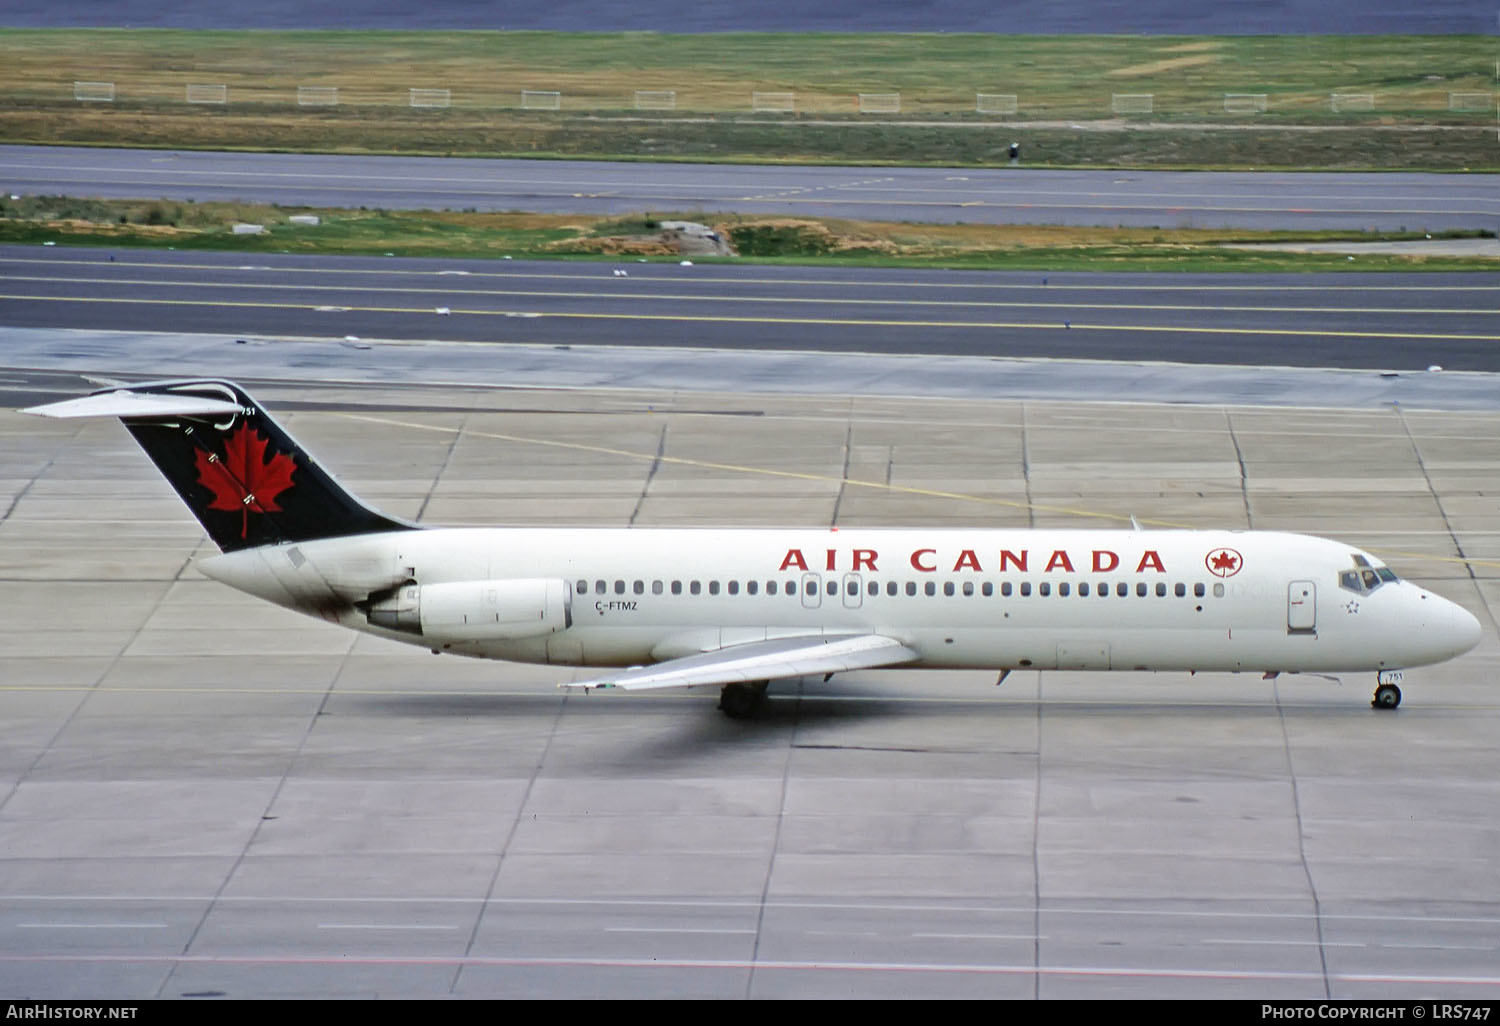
[{"left": 561, "top": 633, "right": 919, "bottom": 693}]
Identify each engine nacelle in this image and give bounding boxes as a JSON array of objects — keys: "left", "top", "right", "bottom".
[{"left": 365, "top": 578, "right": 571, "bottom": 642}]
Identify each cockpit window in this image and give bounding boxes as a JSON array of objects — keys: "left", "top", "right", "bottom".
[{"left": 1340, "top": 557, "right": 1399, "bottom": 595}]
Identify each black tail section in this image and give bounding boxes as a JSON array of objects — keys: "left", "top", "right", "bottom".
[{"left": 114, "top": 380, "right": 415, "bottom": 552}]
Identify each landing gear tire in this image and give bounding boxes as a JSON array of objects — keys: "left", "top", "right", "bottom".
[
  {"left": 1372, "top": 682, "right": 1402, "bottom": 709},
  {"left": 719, "top": 681, "right": 768, "bottom": 720}
]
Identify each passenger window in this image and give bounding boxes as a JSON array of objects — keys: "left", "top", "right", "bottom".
[
  {"left": 728, "top": 580, "right": 739, "bottom": 595},
  {"left": 1137, "top": 583, "right": 1147, "bottom": 597},
  {"left": 1001, "top": 581, "right": 1012, "bottom": 597},
  {"left": 826, "top": 580, "right": 837, "bottom": 595},
  {"left": 925, "top": 582, "right": 936, "bottom": 596},
  {"left": 1175, "top": 583, "right": 1186, "bottom": 597},
  {"left": 1079, "top": 583, "right": 1090, "bottom": 597},
  {"left": 595, "top": 580, "right": 607, "bottom": 595},
  {"left": 747, "top": 580, "right": 758, "bottom": 595},
  {"left": 576, "top": 579, "right": 587, "bottom": 594},
  {"left": 1039, "top": 582, "right": 1051, "bottom": 597},
  {"left": 690, "top": 581, "right": 702, "bottom": 595},
  {"left": 1059, "top": 582, "right": 1071, "bottom": 597},
  {"left": 1117, "top": 582, "right": 1128, "bottom": 597},
  {"left": 614, "top": 580, "right": 626, "bottom": 595},
  {"left": 982, "top": 582, "right": 993, "bottom": 597},
  {"left": 1194, "top": 583, "right": 1206, "bottom": 598},
  {"left": 672, "top": 580, "right": 683, "bottom": 595},
  {"left": 709, "top": 581, "right": 721, "bottom": 595},
  {"left": 868, "top": 581, "right": 878, "bottom": 596},
  {"left": 963, "top": 581, "right": 974, "bottom": 596},
  {"left": 766, "top": 581, "right": 777, "bottom": 595},
  {"left": 805, "top": 581, "right": 817, "bottom": 596},
  {"left": 887, "top": 581, "right": 897, "bottom": 596},
  {"left": 652, "top": 580, "right": 663, "bottom": 595},
  {"left": 906, "top": 582, "right": 917, "bottom": 596},
  {"left": 1020, "top": 582, "right": 1031, "bottom": 597},
  {"left": 1156, "top": 583, "right": 1166, "bottom": 597},
  {"left": 847, "top": 580, "right": 859, "bottom": 596},
  {"left": 1213, "top": 582, "right": 1225, "bottom": 597},
  {"left": 633, "top": 580, "right": 644, "bottom": 595}
]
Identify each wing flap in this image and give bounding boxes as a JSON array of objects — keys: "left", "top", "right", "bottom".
[{"left": 562, "top": 633, "right": 919, "bottom": 692}]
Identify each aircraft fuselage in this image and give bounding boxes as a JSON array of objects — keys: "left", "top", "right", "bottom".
[{"left": 198, "top": 526, "right": 1481, "bottom": 676}]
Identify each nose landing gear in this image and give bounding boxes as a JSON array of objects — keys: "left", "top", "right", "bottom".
[{"left": 1372, "top": 671, "right": 1403, "bottom": 710}]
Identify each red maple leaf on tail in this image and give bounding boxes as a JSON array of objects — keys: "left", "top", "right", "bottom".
[{"left": 193, "top": 421, "right": 297, "bottom": 539}]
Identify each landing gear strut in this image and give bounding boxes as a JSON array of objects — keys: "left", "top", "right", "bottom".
[
  {"left": 1372, "top": 682, "right": 1402, "bottom": 709},
  {"left": 719, "top": 681, "right": 768, "bottom": 719}
]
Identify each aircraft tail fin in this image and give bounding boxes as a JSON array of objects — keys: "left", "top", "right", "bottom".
[{"left": 24, "top": 379, "right": 416, "bottom": 552}]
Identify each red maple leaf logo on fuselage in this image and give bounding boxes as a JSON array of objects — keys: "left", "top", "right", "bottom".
[
  {"left": 1206, "top": 548, "right": 1243, "bottom": 577},
  {"left": 194, "top": 420, "right": 297, "bottom": 539}
]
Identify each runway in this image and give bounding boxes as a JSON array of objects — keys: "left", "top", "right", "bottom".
[
  {"left": 2, "top": 375, "right": 1498, "bottom": 999},
  {"left": 5, "top": 145, "right": 1497, "bottom": 231},
  {"left": 4, "top": 246, "right": 1500, "bottom": 373}
]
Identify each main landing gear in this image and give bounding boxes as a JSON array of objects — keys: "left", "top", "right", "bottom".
[
  {"left": 1372, "top": 670, "right": 1404, "bottom": 710},
  {"left": 719, "top": 681, "right": 768, "bottom": 719}
]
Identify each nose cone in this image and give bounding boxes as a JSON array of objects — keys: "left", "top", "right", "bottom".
[
  {"left": 1448, "top": 600, "right": 1484, "bottom": 657},
  {"left": 1399, "top": 589, "right": 1483, "bottom": 666}
]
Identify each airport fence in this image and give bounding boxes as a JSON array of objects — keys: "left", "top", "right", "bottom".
[
  {"left": 57, "top": 78, "right": 1500, "bottom": 121},
  {"left": 752, "top": 91, "right": 795, "bottom": 113},
  {"left": 521, "top": 90, "right": 562, "bottom": 110},
  {"left": 296, "top": 86, "right": 338, "bottom": 107},
  {"left": 185, "top": 83, "right": 227, "bottom": 105},
  {"left": 975, "top": 93, "right": 1018, "bottom": 115},
  {"left": 858, "top": 93, "right": 900, "bottom": 114},
  {"left": 73, "top": 81, "right": 114, "bottom": 102}
]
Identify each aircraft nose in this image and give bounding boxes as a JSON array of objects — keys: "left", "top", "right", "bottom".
[{"left": 1448, "top": 600, "right": 1484, "bottom": 656}]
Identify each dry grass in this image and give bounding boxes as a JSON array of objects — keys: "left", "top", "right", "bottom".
[
  {"left": 1, "top": 29, "right": 1491, "bottom": 118},
  {"left": 0, "top": 30, "right": 1493, "bottom": 169}
]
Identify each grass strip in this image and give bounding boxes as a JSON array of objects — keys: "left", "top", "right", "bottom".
[{"left": 2, "top": 195, "right": 1494, "bottom": 272}]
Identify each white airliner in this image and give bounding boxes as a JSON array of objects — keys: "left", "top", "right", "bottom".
[{"left": 26, "top": 379, "right": 1483, "bottom": 717}]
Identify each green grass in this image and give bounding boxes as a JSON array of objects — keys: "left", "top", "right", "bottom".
[
  {"left": 3, "top": 195, "right": 1494, "bottom": 272},
  {"left": 0, "top": 29, "right": 1495, "bottom": 169}
]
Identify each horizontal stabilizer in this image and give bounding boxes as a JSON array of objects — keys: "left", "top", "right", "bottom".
[
  {"left": 24, "top": 389, "right": 244, "bottom": 420},
  {"left": 562, "top": 633, "right": 919, "bottom": 692}
]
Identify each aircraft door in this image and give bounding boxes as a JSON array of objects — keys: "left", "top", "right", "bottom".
[
  {"left": 842, "top": 572, "right": 863, "bottom": 609},
  {"left": 1288, "top": 580, "right": 1316, "bottom": 634},
  {"left": 801, "top": 572, "right": 822, "bottom": 609}
]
